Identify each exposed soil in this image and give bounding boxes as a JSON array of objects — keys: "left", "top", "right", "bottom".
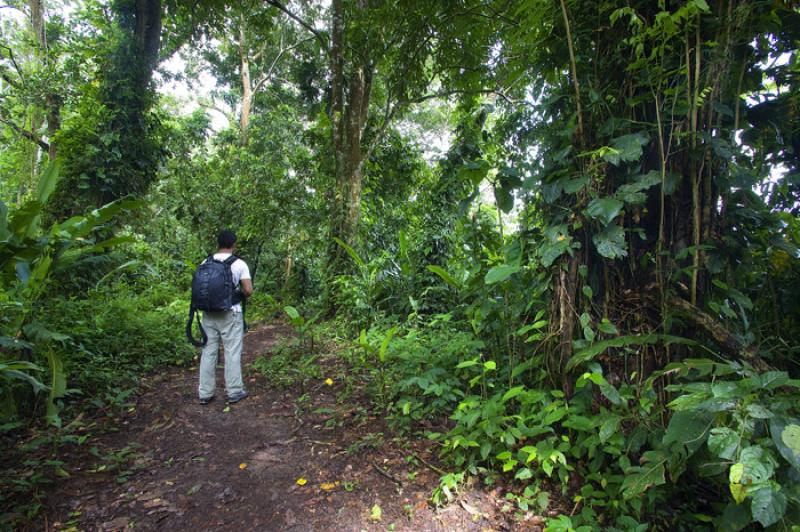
[{"left": 29, "top": 323, "right": 535, "bottom": 531}]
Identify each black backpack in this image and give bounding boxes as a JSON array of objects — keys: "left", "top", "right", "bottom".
[{"left": 186, "top": 255, "right": 246, "bottom": 347}]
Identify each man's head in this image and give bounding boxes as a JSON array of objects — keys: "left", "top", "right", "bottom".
[{"left": 217, "top": 229, "right": 237, "bottom": 250}]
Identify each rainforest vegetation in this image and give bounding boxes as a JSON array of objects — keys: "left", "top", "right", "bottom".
[{"left": 1, "top": 0, "right": 799, "bottom": 529}]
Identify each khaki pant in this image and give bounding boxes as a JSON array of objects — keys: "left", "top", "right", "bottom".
[{"left": 198, "top": 311, "right": 244, "bottom": 399}]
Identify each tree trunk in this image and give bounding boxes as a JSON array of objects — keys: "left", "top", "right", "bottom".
[
  {"left": 239, "top": 15, "right": 252, "bottom": 145},
  {"left": 556, "top": 253, "right": 579, "bottom": 395},
  {"left": 29, "top": 0, "right": 45, "bottom": 170},
  {"left": 45, "top": 94, "right": 60, "bottom": 161},
  {"left": 30, "top": 0, "right": 45, "bottom": 46},
  {"left": 135, "top": 0, "right": 161, "bottom": 79},
  {"left": 327, "top": 0, "right": 374, "bottom": 262}
]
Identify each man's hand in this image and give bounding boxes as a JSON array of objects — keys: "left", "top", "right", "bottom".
[{"left": 241, "top": 278, "right": 254, "bottom": 299}]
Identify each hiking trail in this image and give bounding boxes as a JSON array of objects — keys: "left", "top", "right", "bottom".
[{"left": 40, "top": 323, "right": 525, "bottom": 531}]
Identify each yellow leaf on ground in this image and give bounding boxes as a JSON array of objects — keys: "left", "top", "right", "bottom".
[
  {"left": 239, "top": 463, "right": 247, "bottom": 470},
  {"left": 325, "top": 378, "right": 334, "bottom": 385},
  {"left": 296, "top": 478, "right": 308, "bottom": 486},
  {"left": 320, "top": 481, "right": 338, "bottom": 491}
]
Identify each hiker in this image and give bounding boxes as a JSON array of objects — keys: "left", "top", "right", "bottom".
[{"left": 196, "top": 230, "right": 253, "bottom": 405}]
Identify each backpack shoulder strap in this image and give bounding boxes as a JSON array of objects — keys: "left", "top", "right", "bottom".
[{"left": 223, "top": 255, "right": 239, "bottom": 266}]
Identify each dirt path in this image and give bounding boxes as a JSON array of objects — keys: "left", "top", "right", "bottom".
[{"left": 40, "top": 323, "right": 514, "bottom": 531}]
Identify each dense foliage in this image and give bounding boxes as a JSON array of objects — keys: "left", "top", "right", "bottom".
[{"left": 1, "top": 0, "right": 799, "bottom": 529}]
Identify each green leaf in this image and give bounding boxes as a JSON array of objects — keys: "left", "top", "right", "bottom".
[
  {"left": 36, "top": 161, "right": 61, "bottom": 205},
  {"left": 483, "top": 361, "right": 497, "bottom": 371},
  {"left": 750, "top": 485, "right": 787, "bottom": 528},
  {"left": 621, "top": 452, "right": 666, "bottom": 499},
  {"left": 333, "top": 237, "right": 366, "bottom": 269},
  {"left": 708, "top": 427, "right": 739, "bottom": 460},
  {"left": 737, "top": 446, "right": 775, "bottom": 484},
  {"left": 501, "top": 386, "right": 526, "bottom": 403},
  {"left": 515, "top": 467, "right": 533, "bottom": 480},
  {"left": 562, "top": 176, "right": 590, "bottom": 194},
  {"left": 45, "top": 349, "right": 66, "bottom": 425},
  {"left": 603, "top": 133, "right": 649, "bottom": 166},
  {"left": 458, "top": 159, "right": 491, "bottom": 186},
  {"left": 520, "top": 446, "right": 538, "bottom": 463},
  {"left": 663, "top": 411, "right": 711, "bottom": 455},
  {"left": 598, "top": 319, "right": 618, "bottom": 335},
  {"left": 587, "top": 198, "right": 624, "bottom": 225},
  {"left": 770, "top": 418, "right": 800, "bottom": 470},
  {"left": 484, "top": 264, "right": 520, "bottom": 284},
  {"left": 593, "top": 223, "right": 628, "bottom": 259},
  {"left": 283, "top": 306, "right": 299, "bottom": 320},
  {"left": 615, "top": 171, "right": 661, "bottom": 204},
  {"left": 719, "top": 502, "right": 750, "bottom": 532},
  {"left": 599, "top": 415, "right": 621, "bottom": 443},
  {"left": 427, "top": 265, "right": 461, "bottom": 290},
  {"left": 494, "top": 185, "right": 514, "bottom": 213},
  {"left": 56, "top": 199, "right": 140, "bottom": 239},
  {"left": 378, "top": 326, "right": 398, "bottom": 363},
  {"left": 568, "top": 334, "right": 693, "bottom": 371},
  {"left": 480, "top": 442, "right": 491, "bottom": 460},
  {"left": 781, "top": 425, "right": 800, "bottom": 454},
  {"left": 370, "top": 504, "right": 382, "bottom": 522}
]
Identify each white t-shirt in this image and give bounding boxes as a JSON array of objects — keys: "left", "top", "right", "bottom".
[{"left": 211, "top": 252, "right": 251, "bottom": 313}]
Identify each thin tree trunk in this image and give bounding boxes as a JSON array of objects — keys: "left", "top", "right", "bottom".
[
  {"left": 557, "top": 253, "right": 580, "bottom": 395},
  {"left": 690, "top": 22, "right": 702, "bottom": 306},
  {"left": 559, "top": 0, "right": 584, "bottom": 144},
  {"left": 239, "top": 16, "right": 252, "bottom": 145},
  {"left": 29, "top": 0, "right": 45, "bottom": 170}
]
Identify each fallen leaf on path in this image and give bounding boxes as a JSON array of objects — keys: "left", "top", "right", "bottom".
[
  {"left": 223, "top": 406, "right": 231, "bottom": 413},
  {"left": 296, "top": 478, "right": 307, "bottom": 486},
  {"left": 239, "top": 463, "right": 248, "bottom": 470},
  {"left": 325, "top": 378, "right": 333, "bottom": 385},
  {"left": 460, "top": 500, "right": 485, "bottom": 517},
  {"left": 285, "top": 508, "right": 297, "bottom": 526},
  {"left": 370, "top": 504, "right": 382, "bottom": 522},
  {"left": 142, "top": 498, "right": 168, "bottom": 509},
  {"left": 320, "top": 481, "right": 339, "bottom": 491},
  {"left": 101, "top": 516, "right": 129, "bottom": 530}
]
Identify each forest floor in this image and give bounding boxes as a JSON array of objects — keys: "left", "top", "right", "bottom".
[{"left": 27, "top": 322, "right": 544, "bottom": 531}]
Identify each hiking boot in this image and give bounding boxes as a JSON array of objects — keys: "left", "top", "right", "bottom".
[
  {"left": 227, "top": 390, "right": 248, "bottom": 404},
  {"left": 199, "top": 395, "right": 215, "bottom": 405}
]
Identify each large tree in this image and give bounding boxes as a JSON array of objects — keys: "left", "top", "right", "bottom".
[{"left": 489, "top": 0, "right": 799, "bottom": 382}]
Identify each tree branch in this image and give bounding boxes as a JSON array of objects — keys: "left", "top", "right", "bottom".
[
  {"left": 0, "top": 114, "right": 50, "bottom": 151},
  {"left": 197, "top": 99, "right": 234, "bottom": 124},
  {"left": 407, "top": 88, "right": 516, "bottom": 106},
  {"left": 265, "top": 0, "right": 328, "bottom": 52},
  {"left": 668, "top": 296, "right": 768, "bottom": 371},
  {"left": 0, "top": 67, "right": 20, "bottom": 88},
  {"left": 0, "top": 44, "right": 26, "bottom": 86},
  {"left": 252, "top": 36, "right": 313, "bottom": 96}
]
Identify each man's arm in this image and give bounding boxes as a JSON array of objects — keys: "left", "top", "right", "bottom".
[{"left": 240, "top": 278, "right": 253, "bottom": 299}]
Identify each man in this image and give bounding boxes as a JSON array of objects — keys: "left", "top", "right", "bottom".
[{"left": 198, "top": 230, "right": 253, "bottom": 405}]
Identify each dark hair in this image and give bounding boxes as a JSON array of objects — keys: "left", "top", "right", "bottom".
[{"left": 217, "top": 230, "right": 237, "bottom": 249}]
